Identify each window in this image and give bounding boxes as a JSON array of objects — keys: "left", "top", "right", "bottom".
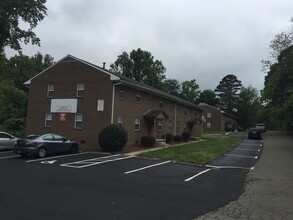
[
  {"left": 158, "top": 120, "right": 163, "bottom": 131},
  {"left": 168, "top": 120, "right": 172, "bottom": 131},
  {"left": 134, "top": 118, "right": 141, "bottom": 131},
  {"left": 207, "top": 112, "right": 211, "bottom": 118},
  {"left": 184, "top": 123, "right": 187, "bottom": 131},
  {"left": 75, "top": 113, "right": 83, "bottom": 129},
  {"left": 149, "top": 95, "right": 153, "bottom": 102},
  {"left": 119, "top": 89, "right": 125, "bottom": 100},
  {"left": 184, "top": 108, "right": 188, "bottom": 115},
  {"left": 118, "top": 115, "right": 123, "bottom": 127},
  {"left": 43, "top": 134, "right": 54, "bottom": 141},
  {"left": 159, "top": 100, "right": 164, "bottom": 108},
  {"left": 47, "top": 83, "right": 54, "bottom": 97},
  {"left": 136, "top": 95, "right": 141, "bottom": 103},
  {"left": 77, "top": 83, "right": 85, "bottom": 97},
  {"left": 176, "top": 121, "right": 180, "bottom": 131},
  {"left": 207, "top": 122, "right": 211, "bottom": 128},
  {"left": 45, "top": 113, "right": 52, "bottom": 127}
]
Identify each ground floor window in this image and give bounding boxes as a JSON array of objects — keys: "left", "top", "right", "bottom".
[
  {"left": 45, "top": 113, "right": 52, "bottom": 127},
  {"left": 134, "top": 118, "right": 141, "bottom": 131},
  {"left": 207, "top": 122, "right": 211, "bottom": 128},
  {"left": 168, "top": 120, "right": 172, "bottom": 131},
  {"left": 118, "top": 115, "right": 123, "bottom": 127},
  {"left": 75, "top": 113, "right": 83, "bottom": 129}
]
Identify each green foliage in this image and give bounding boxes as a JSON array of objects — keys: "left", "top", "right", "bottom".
[
  {"left": 141, "top": 136, "right": 156, "bottom": 147},
  {"left": 0, "top": 0, "right": 47, "bottom": 52},
  {"left": 165, "top": 133, "right": 173, "bottom": 144},
  {"left": 182, "top": 132, "right": 191, "bottom": 142},
  {"left": 197, "top": 89, "right": 218, "bottom": 106},
  {"left": 110, "top": 48, "right": 166, "bottom": 89},
  {"left": 163, "top": 79, "right": 181, "bottom": 95},
  {"left": 98, "top": 124, "right": 128, "bottom": 152},
  {"left": 174, "top": 135, "right": 182, "bottom": 142},
  {"left": 180, "top": 79, "right": 200, "bottom": 104},
  {"left": 262, "top": 45, "right": 293, "bottom": 131},
  {"left": 3, "top": 118, "right": 25, "bottom": 137},
  {"left": 214, "top": 74, "right": 242, "bottom": 114}
]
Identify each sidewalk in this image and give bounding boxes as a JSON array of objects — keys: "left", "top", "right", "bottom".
[{"left": 195, "top": 131, "right": 293, "bottom": 220}]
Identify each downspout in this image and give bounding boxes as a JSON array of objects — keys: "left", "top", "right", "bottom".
[
  {"left": 111, "top": 82, "right": 122, "bottom": 124},
  {"left": 174, "top": 103, "right": 177, "bottom": 136}
]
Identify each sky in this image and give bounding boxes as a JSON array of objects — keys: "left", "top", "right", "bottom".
[{"left": 6, "top": 0, "right": 293, "bottom": 91}]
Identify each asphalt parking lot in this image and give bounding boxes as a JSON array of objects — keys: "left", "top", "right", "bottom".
[{"left": 0, "top": 138, "right": 263, "bottom": 220}]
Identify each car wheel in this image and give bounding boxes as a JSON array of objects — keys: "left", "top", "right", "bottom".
[
  {"left": 37, "top": 147, "right": 47, "bottom": 158},
  {"left": 69, "top": 145, "right": 79, "bottom": 154}
]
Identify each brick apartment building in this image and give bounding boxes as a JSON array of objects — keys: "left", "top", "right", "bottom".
[
  {"left": 199, "top": 103, "right": 238, "bottom": 132},
  {"left": 24, "top": 55, "right": 203, "bottom": 149}
]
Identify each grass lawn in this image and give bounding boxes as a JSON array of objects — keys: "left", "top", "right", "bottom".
[{"left": 139, "top": 137, "right": 242, "bottom": 165}]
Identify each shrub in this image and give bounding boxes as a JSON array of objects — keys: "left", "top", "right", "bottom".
[
  {"left": 98, "top": 124, "right": 128, "bottom": 152},
  {"left": 141, "top": 136, "right": 156, "bottom": 147},
  {"left": 165, "top": 133, "right": 173, "bottom": 144},
  {"left": 174, "top": 135, "right": 182, "bottom": 142},
  {"left": 182, "top": 132, "right": 191, "bottom": 142}
]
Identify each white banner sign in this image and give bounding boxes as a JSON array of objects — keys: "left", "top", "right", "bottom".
[{"left": 51, "top": 99, "right": 77, "bottom": 113}]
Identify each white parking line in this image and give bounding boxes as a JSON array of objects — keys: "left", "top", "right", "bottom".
[
  {"left": 240, "top": 143, "right": 262, "bottom": 146},
  {"left": 234, "top": 148, "right": 261, "bottom": 152},
  {"left": 60, "top": 155, "right": 134, "bottom": 168},
  {"left": 224, "top": 154, "right": 258, "bottom": 159},
  {"left": 125, "top": 161, "right": 171, "bottom": 174},
  {"left": 25, "top": 152, "right": 88, "bottom": 163},
  {"left": 184, "top": 169, "right": 210, "bottom": 182},
  {"left": 205, "top": 165, "right": 254, "bottom": 170},
  {"left": 0, "top": 155, "right": 19, "bottom": 159},
  {"left": 0, "top": 151, "right": 13, "bottom": 154}
]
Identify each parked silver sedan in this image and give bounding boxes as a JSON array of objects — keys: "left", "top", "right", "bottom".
[{"left": 0, "top": 132, "right": 19, "bottom": 151}]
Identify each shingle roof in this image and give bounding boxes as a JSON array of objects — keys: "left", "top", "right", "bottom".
[{"left": 24, "top": 54, "right": 203, "bottom": 111}]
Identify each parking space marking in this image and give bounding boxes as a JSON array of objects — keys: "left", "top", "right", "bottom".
[
  {"left": 60, "top": 154, "right": 134, "bottom": 168},
  {"left": 205, "top": 165, "right": 254, "bottom": 170},
  {"left": 240, "top": 143, "right": 262, "bottom": 146},
  {"left": 234, "top": 148, "right": 261, "bottom": 152},
  {"left": 25, "top": 152, "right": 88, "bottom": 163},
  {"left": 0, "top": 151, "right": 13, "bottom": 154},
  {"left": 0, "top": 155, "right": 19, "bottom": 160},
  {"left": 184, "top": 169, "right": 211, "bottom": 182},
  {"left": 125, "top": 160, "right": 171, "bottom": 174},
  {"left": 224, "top": 154, "right": 258, "bottom": 159}
]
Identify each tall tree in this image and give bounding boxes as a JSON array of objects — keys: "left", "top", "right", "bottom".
[
  {"left": 110, "top": 48, "right": 166, "bottom": 89},
  {"left": 197, "top": 89, "right": 218, "bottom": 106},
  {"left": 163, "top": 79, "right": 181, "bottom": 95},
  {"left": 180, "top": 79, "right": 200, "bottom": 104},
  {"left": 214, "top": 74, "right": 242, "bottom": 114},
  {"left": 0, "top": 0, "right": 47, "bottom": 53},
  {"left": 262, "top": 45, "right": 293, "bottom": 131},
  {"left": 237, "top": 86, "right": 261, "bottom": 129}
]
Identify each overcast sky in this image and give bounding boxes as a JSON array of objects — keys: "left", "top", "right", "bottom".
[{"left": 6, "top": 0, "right": 293, "bottom": 91}]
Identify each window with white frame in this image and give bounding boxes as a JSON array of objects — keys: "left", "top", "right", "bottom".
[
  {"left": 47, "top": 83, "right": 54, "bottom": 97},
  {"left": 207, "top": 122, "right": 211, "bottom": 128},
  {"left": 77, "top": 83, "right": 85, "bottom": 97},
  {"left": 45, "top": 113, "right": 52, "bottom": 127},
  {"left": 75, "top": 113, "right": 83, "bottom": 129},
  {"left": 207, "top": 112, "right": 211, "bottom": 118},
  {"left": 119, "top": 89, "right": 125, "bottom": 100},
  {"left": 168, "top": 120, "right": 172, "bottom": 131},
  {"left": 158, "top": 120, "right": 163, "bottom": 131},
  {"left": 134, "top": 118, "right": 141, "bottom": 131},
  {"left": 118, "top": 115, "right": 123, "bottom": 127},
  {"left": 136, "top": 95, "right": 141, "bottom": 103}
]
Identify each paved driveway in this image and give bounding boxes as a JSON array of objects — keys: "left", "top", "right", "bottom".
[
  {"left": 196, "top": 132, "right": 293, "bottom": 220},
  {"left": 0, "top": 137, "right": 262, "bottom": 220}
]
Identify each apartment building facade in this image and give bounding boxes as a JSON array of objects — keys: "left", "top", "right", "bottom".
[{"left": 24, "top": 55, "right": 203, "bottom": 148}]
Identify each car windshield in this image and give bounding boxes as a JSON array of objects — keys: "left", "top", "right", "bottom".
[{"left": 24, "top": 135, "right": 40, "bottom": 140}]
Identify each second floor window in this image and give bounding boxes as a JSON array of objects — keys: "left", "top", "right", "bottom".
[
  {"left": 136, "top": 95, "right": 141, "bottom": 103},
  {"left": 207, "top": 112, "right": 211, "bottom": 118},
  {"left": 77, "top": 83, "right": 85, "bottom": 97},
  {"left": 47, "top": 83, "right": 54, "bottom": 97}
]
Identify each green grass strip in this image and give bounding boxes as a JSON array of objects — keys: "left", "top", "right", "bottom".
[{"left": 139, "top": 137, "right": 242, "bottom": 165}]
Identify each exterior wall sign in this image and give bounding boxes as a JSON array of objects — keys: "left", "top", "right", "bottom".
[
  {"left": 59, "top": 113, "right": 66, "bottom": 121},
  {"left": 51, "top": 99, "right": 77, "bottom": 113},
  {"left": 97, "top": 100, "right": 104, "bottom": 111}
]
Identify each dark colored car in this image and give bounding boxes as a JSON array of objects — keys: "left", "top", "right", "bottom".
[
  {"left": 14, "top": 134, "right": 79, "bottom": 158},
  {"left": 0, "top": 132, "right": 19, "bottom": 151},
  {"left": 248, "top": 128, "right": 262, "bottom": 140}
]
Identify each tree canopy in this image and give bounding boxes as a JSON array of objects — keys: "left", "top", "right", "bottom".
[
  {"left": 0, "top": 0, "right": 47, "bottom": 53},
  {"left": 110, "top": 48, "right": 166, "bottom": 89},
  {"left": 214, "top": 74, "right": 242, "bottom": 114}
]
